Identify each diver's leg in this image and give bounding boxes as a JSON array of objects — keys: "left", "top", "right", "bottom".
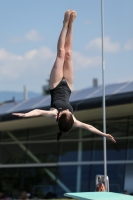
[
  {"left": 49, "top": 10, "right": 71, "bottom": 89},
  {"left": 63, "top": 11, "right": 77, "bottom": 91}
]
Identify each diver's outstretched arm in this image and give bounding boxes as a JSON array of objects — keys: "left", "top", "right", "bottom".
[
  {"left": 12, "top": 109, "right": 56, "bottom": 118},
  {"left": 73, "top": 118, "right": 116, "bottom": 143}
]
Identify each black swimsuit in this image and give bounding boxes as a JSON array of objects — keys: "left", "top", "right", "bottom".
[{"left": 50, "top": 79, "right": 73, "bottom": 114}]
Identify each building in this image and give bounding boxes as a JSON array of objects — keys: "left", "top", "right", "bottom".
[{"left": 0, "top": 81, "right": 133, "bottom": 198}]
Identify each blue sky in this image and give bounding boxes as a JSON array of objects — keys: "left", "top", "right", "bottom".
[{"left": 0, "top": 0, "right": 133, "bottom": 94}]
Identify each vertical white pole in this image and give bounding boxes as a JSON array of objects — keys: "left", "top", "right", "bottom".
[
  {"left": 101, "top": 0, "right": 107, "bottom": 179},
  {"left": 76, "top": 128, "right": 82, "bottom": 192}
]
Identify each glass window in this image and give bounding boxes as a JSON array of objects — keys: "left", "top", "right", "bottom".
[
  {"left": 81, "top": 165, "right": 90, "bottom": 192},
  {"left": 0, "top": 144, "right": 28, "bottom": 164},
  {"left": 28, "top": 142, "right": 58, "bottom": 163},
  {"left": 0, "top": 164, "right": 126, "bottom": 197},
  {"left": 25, "top": 167, "right": 57, "bottom": 197},
  {"left": 82, "top": 127, "right": 95, "bottom": 139},
  {"left": 0, "top": 130, "right": 30, "bottom": 164},
  {"left": 81, "top": 121, "right": 104, "bottom": 161},
  {"left": 124, "top": 164, "right": 133, "bottom": 194},
  {"left": 0, "top": 168, "right": 22, "bottom": 198},
  {"left": 56, "top": 165, "right": 77, "bottom": 197},
  {"left": 127, "top": 139, "right": 133, "bottom": 160},
  {"left": 106, "top": 119, "right": 128, "bottom": 137},
  {"left": 0, "top": 167, "right": 57, "bottom": 199},
  {"left": 92, "top": 139, "right": 104, "bottom": 161},
  {"left": 107, "top": 139, "right": 127, "bottom": 160},
  {"left": 107, "top": 164, "right": 125, "bottom": 193},
  {"left": 64, "top": 127, "right": 80, "bottom": 139},
  {"left": 82, "top": 141, "right": 92, "bottom": 161},
  {"left": 82, "top": 139, "right": 104, "bottom": 161},
  {"left": 59, "top": 142, "right": 78, "bottom": 162},
  {"left": 29, "top": 126, "right": 58, "bottom": 141},
  {"left": 127, "top": 120, "right": 133, "bottom": 160},
  {"left": 2, "top": 129, "right": 29, "bottom": 142},
  {"left": 82, "top": 139, "right": 127, "bottom": 162}
]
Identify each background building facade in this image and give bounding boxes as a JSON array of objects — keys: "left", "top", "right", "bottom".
[{"left": 0, "top": 81, "right": 133, "bottom": 198}]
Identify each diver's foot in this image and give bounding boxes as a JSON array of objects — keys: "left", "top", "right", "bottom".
[
  {"left": 63, "top": 10, "right": 71, "bottom": 27},
  {"left": 69, "top": 10, "right": 77, "bottom": 24}
]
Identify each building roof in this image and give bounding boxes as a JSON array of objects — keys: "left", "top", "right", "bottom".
[{"left": 0, "top": 81, "right": 133, "bottom": 117}]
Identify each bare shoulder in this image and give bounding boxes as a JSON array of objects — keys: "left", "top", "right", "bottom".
[
  {"left": 50, "top": 108, "right": 58, "bottom": 120},
  {"left": 72, "top": 115, "right": 81, "bottom": 127},
  {"left": 50, "top": 108, "right": 58, "bottom": 114},
  {"left": 72, "top": 115, "right": 77, "bottom": 122}
]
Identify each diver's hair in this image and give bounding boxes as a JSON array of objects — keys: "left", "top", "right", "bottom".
[
  {"left": 57, "top": 131, "right": 63, "bottom": 142},
  {"left": 56, "top": 113, "right": 74, "bottom": 141}
]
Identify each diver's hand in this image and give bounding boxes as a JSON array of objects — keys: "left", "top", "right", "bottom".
[
  {"left": 106, "top": 134, "right": 116, "bottom": 143},
  {"left": 12, "top": 113, "right": 25, "bottom": 117}
]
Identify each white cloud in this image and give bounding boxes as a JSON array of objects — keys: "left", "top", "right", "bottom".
[
  {"left": 24, "top": 50, "right": 38, "bottom": 60},
  {"left": 24, "top": 30, "right": 43, "bottom": 41},
  {"left": 0, "top": 47, "right": 55, "bottom": 81},
  {"left": 73, "top": 52, "right": 101, "bottom": 69},
  {"left": 84, "top": 20, "right": 91, "bottom": 25},
  {"left": 0, "top": 47, "right": 101, "bottom": 91},
  {"left": 0, "top": 49, "right": 22, "bottom": 61},
  {"left": 124, "top": 39, "right": 133, "bottom": 50},
  {"left": 86, "top": 36, "right": 120, "bottom": 52},
  {"left": 9, "top": 29, "right": 44, "bottom": 43}
]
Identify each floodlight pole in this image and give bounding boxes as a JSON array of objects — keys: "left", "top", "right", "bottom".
[{"left": 101, "top": 0, "right": 107, "bottom": 179}]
